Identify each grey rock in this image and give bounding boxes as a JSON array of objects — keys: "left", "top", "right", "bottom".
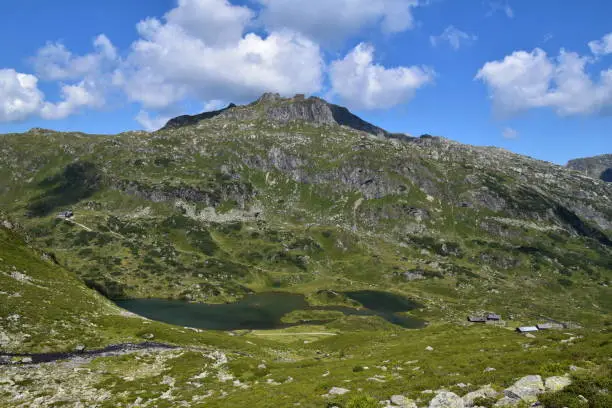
[
  {"left": 463, "top": 385, "right": 498, "bottom": 407},
  {"left": 75, "top": 344, "right": 86, "bottom": 352},
  {"left": 429, "top": 391, "right": 464, "bottom": 408},
  {"left": 328, "top": 387, "right": 350, "bottom": 395},
  {"left": 544, "top": 375, "right": 571, "bottom": 392},
  {"left": 390, "top": 395, "right": 417, "bottom": 407},
  {"left": 502, "top": 375, "right": 544, "bottom": 404},
  {"left": 402, "top": 270, "right": 427, "bottom": 281}
]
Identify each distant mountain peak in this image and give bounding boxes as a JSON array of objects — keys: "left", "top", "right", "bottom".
[
  {"left": 567, "top": 154, "right": 612, "bottom": 182},
  {"left": 161, "top": 93, "right": 390, "bottom": 137}
]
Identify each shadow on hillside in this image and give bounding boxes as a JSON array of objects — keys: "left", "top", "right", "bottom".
[
  {"left": 600, "top": 168, "right": 612, "bottom": 182},
  {"left": 27, "top": 161, "right": 102, "bottom": 217}
]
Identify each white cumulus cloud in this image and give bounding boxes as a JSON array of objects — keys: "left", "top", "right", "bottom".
[
  {"left": 118, "top": 0, "right": 325, "bottom": 110},
  {"left": 329, "top": 43, "right": 434, "bottom": 110},
  {"left": 257, "top": 0, "right": 420, "bottom": 45},
  {"left": 32, "top": 34, "right": 118, "bottom": 81},
  {"left": 135, "top": 110, "right": 175, "bottom": 131},
  {"left": 588, "top": 32, "right": 612, "bottom": 56},
  {"left": 8, "top": 0, "right": 437, "bottom": 125},
  {"left": 430, "top": 26, "right": 477, "bottom": 50},
  {"left": 476, "top": 46, "right": 612, "bottom": 117},
  {"left": 0, "top": 69, "right": 44, "bottom": 122},
  {"left": 164, "top": 0, "right": 254, "bottom": 47},
  {"left": 0, "top": 69, "right": 104, "bottom": 122},
  {"left": 40, "top": 80, "right": 104, "bottom": 120}
]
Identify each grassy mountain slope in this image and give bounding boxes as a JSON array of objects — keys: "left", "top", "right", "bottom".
[
  {"left": 0, "top": 94, "right": 611, "bottom": 407},
  {"left": 0, "top": 95, "right": 610, "bottom": 328}
]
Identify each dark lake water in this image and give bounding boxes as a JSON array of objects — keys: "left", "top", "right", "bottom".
[{"left": 116, "top": 291, "right": 425, "bottom": 331}]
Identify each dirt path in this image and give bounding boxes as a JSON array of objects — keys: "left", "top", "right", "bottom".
[
  {"left": 252, "top": 332, "right": 337, "bottom": 336},
  {"left": 63, "top": 218, "right": 92, "bottom": 231},
  {"left": 62, "top": 217, "right": 124, "bottom": 238},
  {"left": 0, "top": 342, "right": 178, "bottom": 365}
]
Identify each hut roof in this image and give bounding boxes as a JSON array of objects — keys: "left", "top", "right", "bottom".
[
  {"left": 537, "top": 323, "right": 563, "bottom": 330},
  {"left": 516, "top": 326, "right": 538, "bottom": 332}
]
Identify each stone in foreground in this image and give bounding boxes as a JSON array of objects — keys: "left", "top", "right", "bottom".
[
  {"left": 429, "top": 391, "right": 464, "bottom": 408},
  {"left": 328, "top": 387, "right": 350, "bottom": 395},
  {"left": 462, "top": 385, "right": 498, "bottom": 407},
  {"left": 499, "top": 375, "right": 544, "bottom": 405},
  {"left": 544, "top": 375, "right": 572, "bottom": 392},
  {"left": 390, "top": 394, "right": 417, "bottom": 407}
]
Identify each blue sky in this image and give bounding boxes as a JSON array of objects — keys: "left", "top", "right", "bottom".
[{"left": 0, "top": 0, "right": 611, "bottom": 164}]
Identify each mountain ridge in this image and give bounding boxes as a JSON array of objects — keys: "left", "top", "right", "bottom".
[
  {"left": 567, "top": 153, "right": 612, "bottom": 182},
  {"left": 161, "top": 93, "right": 393, "bottom": 137}
]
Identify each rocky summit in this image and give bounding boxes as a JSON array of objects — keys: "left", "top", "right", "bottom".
[
  {"left": 164, "top": 93, "right": 390, "bottom": 136},
  {"left": 567, "top": 153, "right": 612, "bottom": 182},
  {"left": 0, "top": 94, "right": 610, "bottom": 407}
]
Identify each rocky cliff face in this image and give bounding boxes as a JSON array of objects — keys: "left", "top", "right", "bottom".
[
  {"left": 162, "top": 93, "right": 389, "bottom": 137},
  {"left": 567, "top": 154, "right": 612, "bottom": 182}
]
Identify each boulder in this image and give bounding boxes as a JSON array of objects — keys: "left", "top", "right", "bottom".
[
  {"left": 328, "top": 387, "right": 350, "bottom": 396},
  {"left": 544, "top": 375, "right": 572, "bottom": 392},
  {"left": 390, "top": 395, "right": 417, "bottom": 408},
  {"left": 425, "top": 346, "right": 434, "bottom": 351},
  {"left": 429, "top": 391, "right": 464, "bottom": 408},
  {"left": 463, "top": 385, "right": 498, "bottom": 407},
  {"left": 502, "top": 375, "right": 544, "bottom": 404},
  {"left": 75, "top": 344, "right": 86, "bottom": 352}
]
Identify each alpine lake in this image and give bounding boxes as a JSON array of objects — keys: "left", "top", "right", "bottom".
[{"left": 116, "top": 290, "right": 425, "bottom": 331}]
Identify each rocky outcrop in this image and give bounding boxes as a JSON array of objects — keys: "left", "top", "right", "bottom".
[
  {"left": 163, "top": 93, "right": 389, "bottom": 137},
  {"left": 112, "top": 179, "right": 254, "bottom": 209},
  {"left": 544, "top": 375, "right": 572, "bottom": 392},
  {"left": 567, "top": 154, "right": 612, "bottom": 182},
  {"left": 462, "top": 385, "right": 498, "bottom": 407},
  {"left": 495, "top": 375, "right": 545, "bottom": 406}
]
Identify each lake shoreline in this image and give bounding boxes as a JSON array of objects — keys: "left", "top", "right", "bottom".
[{"left": 116, "top": 291, "right": 426, "bottom": 331}]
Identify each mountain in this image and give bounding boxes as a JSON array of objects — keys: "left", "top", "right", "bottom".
[
  {"left": 0, "top": 93, "right": 610, "bottom": 308},
  {"left": 567, "top": 154, "right": 612, "bottom": 182},
  {"left": 0, "top": 94, "right": 611, "bottom": 407},
  {"left": 162, "top": 93, "right": 390, "bottom": 136}
]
